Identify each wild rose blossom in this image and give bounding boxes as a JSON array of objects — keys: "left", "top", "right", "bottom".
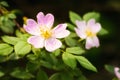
[
  {"left": 75, "top": 19, "right": 101, "bottom": 49},
  {"left": 23, "top": 12, "right": 70, "bottom": 52},
  {"left": 114, "top": 67, "right": 120, "bottom": 80}
]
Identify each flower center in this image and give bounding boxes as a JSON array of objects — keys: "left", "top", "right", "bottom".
[
  {"left": 86, "top": 29, "right": 95, "bottom": 37},
  {"left": 40, "top": 27, "right": 52, "bottom": 39}
]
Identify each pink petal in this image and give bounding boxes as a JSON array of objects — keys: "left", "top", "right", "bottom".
[
  {"left": 75, "top": 20, "right": 86, "bottom": 30},
  {"left": 27, "top": 36, "right": 44, "bottom": 48},
  {"left": 37, "top": 12, "right": 45, "bottom": 26},
  {"left": 87, "top": 19, "right": 101, "bottom": 33},
  {"left": 24, "top": 19, "right": 40, "bottom": 35},
  {"left": 52, "top": 24, "right": 70, "bottom": 38},
  {"left": 37, "top": 12, "right": 54, "bottom": 28},
  {"left": 114, "top": 67, "right": 120, "bottom": 79},
  {"left": 44, "top": 13, "right": 54, "bottom": 28},
  {"left": 45, "top": 38, "right": 62, "bottom": 52},
  {"left": 75, "top": 28, "right": 86, "bottom": 39},
  {"left": 87, "top": 19, "right": 95, "bottom": 26},
  {"left": 85, "top": 36, "right": 99, "bottom": 49}
]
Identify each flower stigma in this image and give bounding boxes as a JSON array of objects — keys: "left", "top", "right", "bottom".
[
  {"left": 40, "top": 27, "right": 52, "bottom": 39},
  {"left": 85, "top": 29, "right": 96, "bottom": 37}
]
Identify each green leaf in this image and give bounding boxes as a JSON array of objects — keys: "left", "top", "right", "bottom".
[
  {"left": 40, "top": 60, "right": 53, "bottom": 69},
  {"left": 69, "top": 11, "right": 82, "bottom": 24},
  {"left": 0, "top": 1, "right": 9, "bottom": 7},
  {"left": 15, "top": 30, "right": 23, "bottom": 37},
  {"left": 62, "top": 52, "right": 76, "bottom": 69},
  {"left": 0, "top": 19, "right": 15, "bottom": 33},
  {"left": 66, "top": 47, "right": 85, "bottom": 55},
  {"left": 26, "top": 62, "right": 40, "bottom": 72},
  {"left": 67, "top": 23, "right": 75, "bottom": 31},
  {"left": 105, "top": 64, "right": 114, "bottom": 74},
  {"left": 112, "top": 77, "right": 119, "bottom": 80},
  {"left": 0, "top": 25, "right": 14, "bottom": 34},
  {"left": 49, "top": 73, "right": 61, "bottom": 80},
  {"left": 65, "top": 33, "right": 78, "bottom": 47},
  {"left": 0, "top": 71, "right": 5, "bottom": 77},
  {"left": 52, "top": 49, "right": 61, "bottom": 57},
  {"left": 32, "top": 47, "right": 41, "bottom": 56},
  {"left": 98, "top": 27, "right": 109, "bottom": 35},
  {"left": 2, "top": 36, "right": 20, "bottom": 45},
  {"left": 0, "top": 43, "right": 13, "bottom": 56},
  {"left": 0, "top": 56, "right": 8, "bottom": 62},
  {"left": 27, "top": 54, "right": 37, "bottom": 61},
  {"left": 37, "top": 69, "right": 48, "bottom": 80},
  {"left": 7, "top": 13, "right": 16, "bottom": 19},
  {"left": 7, "top": 52, "right": 20, "bottom": 60},
  {"left": 83, "top": 12, "right": 100, "bottom": 21},
  {"left": 14, "top": 41, "right": 31, "bottom": 56},
  {"left": 49, "top": 72, "right": 73, "bottom": 80},
  {"left": 76, "top": 56, "right": 97, "bottom": 72},
  {"left": 10, "top": 68, "right": 34, "bottom": 79}
]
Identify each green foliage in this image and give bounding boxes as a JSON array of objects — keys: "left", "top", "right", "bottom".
[
  {"left": 10, "top": 68, "right": 34, "bottom": 79},
  {"left": 0, "top": 4, "right": 106, "bottom": 80},
  {"left": 0, "top": 13, "right": 16, "bottom": 33},
  {"left": 14, "top": 41, "right": 31, "bottom": 56},
  {"left": 65, "top": 32, "right": 78, "bottom": 47},
  {"left": 75, "top": 56, "right": 97, "bottom": 72},
  {"left": 0, "top": 71, "right": 5, "bottom": 77},
  {"left": 2, "top": 36, "right": 20, "bottom": 45},
  {"left": 105, "top": 64, "right": 114, "bottom": 74},
  {"left": 66, "top": 47, "right": 85, "bottom": 55},
  {"left": 0, "top": 1, "right": 19, "bottom": 34},
  {"left": 0, "top": 43, "right": 13, "bottom": 56},
  {"left": 62, "top": 52, "right": 77, "bottom": 69},
  {"left": 98, "top": 27, "right": 109, "bottom": 36},
  {"left": 49, "top": 72, "right": 73, "bottom": 80},
  {"left": 112, "top": 77, "right": 119, "bottom": 80},
  {"left": 83, "top": 12, "right": 100, "bottom": 21},
  {"left": 67, "top": 23, "right": 75, "bottom": 31},
  {"left": 52, "top": 49, "right": 61, "bottom": 57},
  {"left": 36, "top": 69, "right": 48, "bottom": 80},
  {"left": 0, "top": 1, "right": 9, "bottom": 7},
  {"left": 69, "top": 11, "right": 82, "bottom": 24}
]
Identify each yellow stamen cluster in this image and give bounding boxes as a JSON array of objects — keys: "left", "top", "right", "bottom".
[
  {"left": 85, "top": 29, "right": 96, "bottom": 37},
  {"left": 40, "top": 27, "right": 52, "bottom": 39}
]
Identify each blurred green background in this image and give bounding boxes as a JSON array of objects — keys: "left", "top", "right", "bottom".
[{"left": 1, "top": 0, "right": 120, "bottom": 80}]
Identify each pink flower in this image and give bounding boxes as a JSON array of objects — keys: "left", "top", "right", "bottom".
[
  {"left": 23, "top": 12, "right": 70, "bottom": 52},
  {"left": 114, "top": 67, "right": 120, "bottom": 79},
  {"left": 75, "top": 19, "right": 101, "bottom": 49}
]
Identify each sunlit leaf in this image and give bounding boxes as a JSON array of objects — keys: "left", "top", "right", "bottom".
[
  {"left": 14, "top": 41, "right": 31, "bottom": 56},
  {"left": 69, "top": 11, "right": 82, "bottom": 24},
  {"left": 52, "top": 49, "right": 61, "bottom": 57},
  {"left": 66, "top": 47, "right": 85, "bottom": 55},
  {"left": 2, "top": 36, "right": 20, "bottom": 45},
  {"left": 83, "top": 12, "right": 100, "bottom": 21},
  {"left": 0, "top": 43, "right": 13, "bottom": 56},
  {"left": 76, "top": 56, "right": 97, "bottom": 72},
  {"left": 0, "top": 71, "right": 5, "bottom": 77},
  {"left": 62, "top": 52, "right": 76, "bottom": 69}
]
